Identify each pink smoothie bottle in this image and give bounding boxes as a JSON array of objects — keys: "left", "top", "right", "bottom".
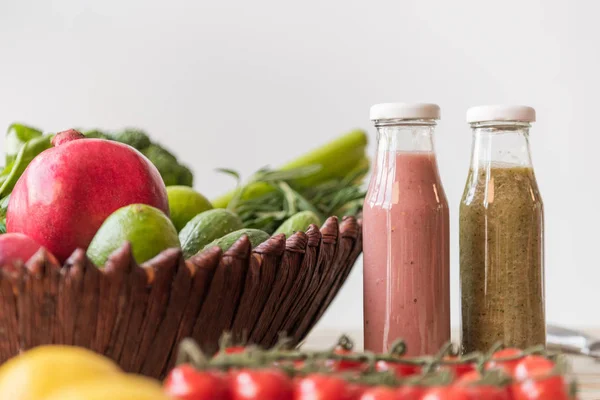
[{"left": 363, "top": 103, "right": 450, "bottom": 355}]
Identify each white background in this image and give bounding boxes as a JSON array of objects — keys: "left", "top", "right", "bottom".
[{"left": 0, "top": 0, "right": 594, "bottom": 332}]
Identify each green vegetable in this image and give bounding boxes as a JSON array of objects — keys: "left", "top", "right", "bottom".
[
  {"left": 302, "top": 157, "right": 369, "bottom": 217},
  {"left": 217, "top": 160, "right": 368, "bottom": 234},
  {"left": 202, "top": 228, "right": 270, "bottom": 252},
  {"left": 0, "top": 195, "right": 9, "bottom": 218},
  {"left": 141, "top": 144, "right": 181, "bottom": 186},
  {"left": 0, "top": 196, "right": 7, "bottom": 234},
  {"left": 177, "top": 164, "right": 194, "bottom": 187},
  {"left": 212, "top": 129, "right": 368, "bottom": 208},
  {"left": 0, "top": 135, "right": 52, "bottom": 198},
  {"left": 0, "top": 164, "right": 14, "bottom": 188},
  {"left": 5, "top": 123, "right": 43, "bottom": 165},
  {"left": 83, "top": 130, "right": 112, "bottom": 140},
  {"left": 113, "top": 129, "right": 151, "bottom": 150},
  {"left": 179, "top": 209, "right": 243, "bottom": 258},
  {"left": 274, "top": 210, "right": 321, "bottom": 238}
]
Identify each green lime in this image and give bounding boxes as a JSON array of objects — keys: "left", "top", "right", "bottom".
[
  {"left": 166, "top": 186, "right": 213, "bottom": 231},
  {"left": 87, "top": 204, "right": 180, "bottom": 267},
  {"left": 179, "top": 209, "right": 243, "bottom": 258}
]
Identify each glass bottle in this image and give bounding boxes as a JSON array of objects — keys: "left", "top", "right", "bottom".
[
  {"left": 363, "top": 103, "right": 450, "bottom": 356},
  {"left": 459, "top": 105, "right": 545, "bottom": 353}
]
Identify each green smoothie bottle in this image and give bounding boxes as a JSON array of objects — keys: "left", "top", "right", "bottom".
[{"left": 459, "top": 105, "right": 545, "bottom": 353}]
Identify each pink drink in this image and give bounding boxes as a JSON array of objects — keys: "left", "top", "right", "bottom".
[{"left": 363, "top": 116, "right": 450, "bottom": 355}]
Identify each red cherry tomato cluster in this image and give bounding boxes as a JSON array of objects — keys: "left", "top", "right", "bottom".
[{"left": 164, "top": 338, "right": 578, "bottom": 400}]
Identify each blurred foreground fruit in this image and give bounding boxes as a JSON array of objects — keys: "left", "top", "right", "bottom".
[
  {"left": 0, "top": 345, "right": 120, "bottom": 400},
  {"left": 87, "top": 204, "right": 180, "bottom": 266},
  {"left": 7, "top": 130, "right": 169, "bottom": 262},
  {"left": 0, "top": 233, "right": 43, "bottom": 270},
  {"left": 167, "top": 186, "right": 213, "bottom": 231},
  {"left": 43, "top": 374, "right": 170, "bottom": 400}
]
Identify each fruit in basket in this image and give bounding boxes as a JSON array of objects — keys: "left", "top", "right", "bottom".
[
  {"left": 0, "top": 345, "right": 120, "bottom": 399},
  {"left": 203, "top": 228, "right": 270, "bottom": 252},
  {"left": 43, "top": 374, "right": 170, "bottom": 400},
  {"left": 179, "top": 209, "right": 243, "bottom": 258},
  {"left": 0, "top": 232, "right": 43, "bottom": 269},
  {"left": 6, "top": 129, "right": 169, "bottom": 262},
  {"left": 87, "top": 204, "right": 179, "bottom": 266},
  {"left": 167, "top": 186, "right": 213, "bottom": 231},
  {"left": 273, "top": 210, "right": 321, "bottom": 238}
]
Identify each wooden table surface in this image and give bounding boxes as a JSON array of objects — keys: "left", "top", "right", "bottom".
[{"left": 303, "top": 329, "right": 600, "bottom": 400}]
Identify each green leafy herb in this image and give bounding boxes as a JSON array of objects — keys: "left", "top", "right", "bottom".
[
  {"left": 0, "top": 135, "right": 53, "bottom": 199},
  {"left": 217, "top": 164, "right": 367, "bottom": 234},
  {"left": 5, "top": 123, "right": 43, "bottom": 165}
]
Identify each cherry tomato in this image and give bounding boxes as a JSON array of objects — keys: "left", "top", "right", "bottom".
[
  {"left": 456, "top": 386, "right": 510, "bottom": 400},
  {"left": 164, "top": 364, "right": 231, "bottom": 400},
  {"left": 359, "top": 386, "right": 399, "bottom": 400},
  {"left": 512, "top": 375, "right": 569, "bottom": 400},
  {"left": 454, "top": 375, "right": 510, "bottom": 400},
  {"left": 230, "top": 368, "right": 293, "bottom": 400},
  {"left": 454, "top": 370, "right": 513, "bottom": 400},
  {"left": 485, "top": 348, "right": 525, "bottom": 375},
  {"left": 349, "top": 384, "right": 368, "bottom": 399},
  {"left": 421, "top": 387, "right": 469, "bottom": 400},
  {"left": 294, "top": 374, "right": 356, "bottom": 400},
  {"left": 440, "top": 357, "right": 476, "bottom": 379},
  {"left": 326, "top": 347, "right": 364, "bottom": 371},
  {"left": 395, "top": 385, "right": 426, "bottom": 400},
  {"left": 376, "top": 360, "right": 421, "bottom": 377},
  {"left": 513, "top": 355, "right": 555, "bottom": 381}
]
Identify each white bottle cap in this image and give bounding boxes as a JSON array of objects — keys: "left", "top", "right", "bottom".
[
  {"left": 466, "top": 105, "right": 536, "bottom": 123},
  {"left": 370, "top": 103, "right": 441, "bottom": 121}
]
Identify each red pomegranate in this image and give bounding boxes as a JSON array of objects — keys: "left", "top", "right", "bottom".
[{"left": 7, "top": 129, "right": 169, "bottom": 262}]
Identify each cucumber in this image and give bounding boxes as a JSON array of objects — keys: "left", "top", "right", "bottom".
[
  {"left": 274, "top": 211, "right": 321, "bottom": 238},
  {"left": 202, "top": 229, "right": 270, "bottom": 252},
  {"left": 179, "top": 209, "right": 243, "bottom": 258}
]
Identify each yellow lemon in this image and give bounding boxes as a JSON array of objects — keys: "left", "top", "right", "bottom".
[
  {"left": 0, "top": 345, "right": 121, "bottom": 400},
  {"left": 42, "top": 374, "right": 170, "bottom": 400}
]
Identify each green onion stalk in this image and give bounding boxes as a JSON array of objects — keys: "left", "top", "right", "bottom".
[{"left": 211, "top": 129, "right": 369, "bottom": 209}]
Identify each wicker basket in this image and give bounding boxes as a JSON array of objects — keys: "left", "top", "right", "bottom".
[{"left": 0, "top": 215, "right": 362, "bottom": 379}]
